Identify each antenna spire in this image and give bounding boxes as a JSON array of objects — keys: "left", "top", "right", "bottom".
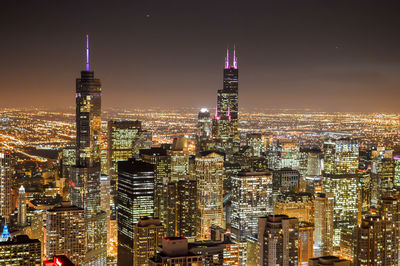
[
  {"left": 233, "top": 45, "right": 237, "bottom": 69},
  {"left": 215, "top": 105, "right": 220, "bottom": 120},
  {"left": 225, "top": 47, "right": 230, "bottom": 69},
  {"left": 86, "top": 34, "right": 89, "bottom": 71}
]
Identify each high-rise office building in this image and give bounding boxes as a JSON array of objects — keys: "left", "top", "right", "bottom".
[
  {"left": 195, "top": 151, "right": 224, "bottom": 240},
  {"left": 371, "top": 158, "right": 395, "bottom": 202},
  {"left": 212, "top": 48, "right": 239, "bottom": 157},
  {"left": 164, "top": 180, "right": 198, "bottom": 238},
  {"left": 69, "top": 35, "right": 107, "bottom": 265},
  {"left": 314, "top": 193, "right": 334, "bottom": 256},
  {"left": 279, "top": 139, "right": 301, "bottom": 170},
  {"left": 140, "top": 146, "right": 171, "bottom": 220},
  {"left": 231, "top": 171, "right": 273, "bottom": 241},
  {"left": 354, "top": 215, "right": 398, "bottom": 265},
  {"left": 230, "top": 171, "right": 273, "bottom": 264},
  {"left": 0, "top": 151, "right": 12, "bottom": 221},
  {"left": 379, "top": 197, "right": 400, "bottom": 262},
  {"left": 272, "top": 168, "right": 301, "bottom": 192},
  {"left": 117, "top": 158, "right": 155, "bottom": 265},
  {"left": 323, "top": 174, "right": 360, "bottom": 247},
  {"left": 323, "top": 139, "right": 359, "bottom": 175},
  {"left": 107, "top": 120, "right": 145, "bottom": 218},
  {"left": 0, "top": 235, "right": 41, "bottom": 265},
  {"left": 17, "top": 185, "right": 26, "bottom": 227},
  {"left": 258, "top": 215, "right": 299, "bottom": 265},
  {"left": 197, "top": 108, "right": 212, "bottom": 153},
  {"left": 44, "top": 203, "right": 86, "bottom": 265},
  {"left": 59, "top": 146, "right": 75, "bottom": 200},
  {"left": 299, "top": 222, "right": 315, "bottom": 265},
  {"left": 133, "top": 217, "right": 164, "bottom": 266},
  {"left": 274, "top": 192, "right": 314, "bottom": 223},
  {"left": 394, "top": 155, "right": 400, "bottom": 188},
  {"left": 246, "top": 236, "right": 259, "bottom": 266},
  {"left": 307, "top": 148, "right": 322, "bottom": 177},
  {"left": 245, "top": 133, "right": 269, "bottom": 157},
  {"left": 169, "top": 137, "right": 189, "bottom": 182}
]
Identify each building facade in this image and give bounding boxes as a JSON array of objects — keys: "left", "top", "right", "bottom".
[
  {"left": 44, "top": 204, "right": 86, "bottom": 265},
  {"left": 117, "top": 158, "right": 155, "bottom": 265},
  {"left": 195, "top": 152, "right": 224, "bottom": 240},
  {"left": 258, "top": 215, "right": 299, "bottom": 265},
  {"left": 133, "top": 217, "right": 164, "bottom": 266},
  {"left": 0, "top": 151, "right": 12, "bottom": 221},
  {"left": 212, "top": 48, "right": 239, "bottom": 158}
]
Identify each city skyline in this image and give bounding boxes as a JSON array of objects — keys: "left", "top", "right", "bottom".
[{"left": 1, "top": 1, "right": 400, "bottom": 112}]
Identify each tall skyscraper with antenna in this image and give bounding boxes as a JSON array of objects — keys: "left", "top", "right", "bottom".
[
  {"left": 70, "top": 35, "right": 107, "bottom": 265},
  {"left": 212, "top": 46, "right": 240, "bottom": 158},
  {"left": 17, "top": 185, "right": 26, "bottom": 227}
]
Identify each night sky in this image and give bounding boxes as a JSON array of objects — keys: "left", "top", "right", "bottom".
[{"left": 1, "top": 0, "right": 400, "bottom": 112}]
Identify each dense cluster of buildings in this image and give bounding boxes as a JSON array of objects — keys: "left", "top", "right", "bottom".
[{"left": 1, "top": 38, "right": 400, "bottom": 266}]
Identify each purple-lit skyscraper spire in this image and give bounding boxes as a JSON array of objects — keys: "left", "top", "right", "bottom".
[
  {"left": 71, "top": 35, "right": 107, "bottom": 264},
  {"left": 212, "top": 46, "right": 239, "bottom": 159},
  {"left": 233, "top": 45, "right": 238, "bottom": 69},
  {"left": 86, "top": 34, "right": 90, "bottom": 71},
  {"left": 225, "top": 48, "right": 230, "bottom": 69}
]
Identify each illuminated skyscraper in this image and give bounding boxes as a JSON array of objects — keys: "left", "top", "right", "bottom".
[
  {"left": 133, "top": 217, "right": 164, "bottom": 266},
  {"left": 169, "top": 137, "right": 189, "bottom": 181},
  {"left": 307, "top": 148, "right": 322, "bottom": 177},
  {"left": 354, "top": 215, "right": 398, "bottom": 265},
  {"left": 0, "top": 151, "right": 12, "bottom": 221},
  {"left": 164, "top": 180, "right": 198, "bottom": 238},
  {"left": 394, "top": 155, "right": 400, "bottom": 188},
  {"left": 245, "top": 133, "right": 269, "bottom": 157},
  {"left": 117, "top": 158, "right": 155, "bottom": 265},
  {"left": 17, "top": 185, "right": 26, "bottom": 227},
  {"left": 314, "top": 193, "right": 334, "bottom": 256},
  {"left": 246, "top": 236, "right": 259, "bottom": 266},
  {"left": 60, "top": 146, "right": 75, "bottom": 199},
  {"left": 195, "top": 151, "right": 224, "bottom": 240},
  {"left": 299, "top": 222, "right": 315, "bottom": 266},
  {"left": 258, "top": 215, "right": 299, "bottom": 265},
  {"left": 272, "top": 168, "right": 301, "bottom": 192},
  {"left": 44, "top": 203, "right": 86, "bottom": 265},
  {"left": 371, "top": 157, "right": 395, "bottom": 202},
  {"left": 0, "top": 235, "right": 41, "bottom": 265},
  {"left": 107, "top": 120, "right": 145, "bottom": 173},
  {"left": 279, "top": 139, "right": 301, "bottom": 170},
  {"left": 197, "top": 108, "right": 212, "bottom": 153},
  {"left": 231, "top": 171, "right": 273, "bottom": 241},
  {"left": 107, "top": 120, "right": 147, "bottom": 220},
  {"left": 274, "top": 192, "right": 314, "bottom": 223},
  {"left": 140, "top": 146, "right": 171, "bottom": 220},
  {"left": 212, "top": 47, "right": 239, "bottom": 157},
  {"left": 323, "top": 139, "right": 359, "bottom": 175},
  {"left": 379, "top": 197, "right": 400, "bottom": 262},
  {"left": 70, "top": 35, "right": 107, "bottom": 264},
  {"left": 231, "top": 171, "right": 273, "bottom": 264},
  {"left": 323, "top": 174, "right": 360, "bottom": 247}
]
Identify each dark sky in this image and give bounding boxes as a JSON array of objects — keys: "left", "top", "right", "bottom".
[{"left": 1, "top": 0, "right": 400, "bottom": 112}]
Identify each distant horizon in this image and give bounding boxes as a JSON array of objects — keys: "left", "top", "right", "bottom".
[{"left": 2, "top": 105, "right": 400, "bottom": 115}]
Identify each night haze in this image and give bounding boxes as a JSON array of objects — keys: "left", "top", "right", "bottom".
[{"left": 1, "top": 0, "right": 400, "bottom": 111}]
